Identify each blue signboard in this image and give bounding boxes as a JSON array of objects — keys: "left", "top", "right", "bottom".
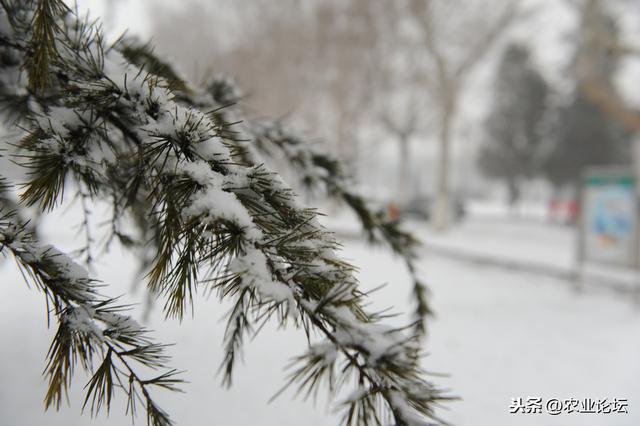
[{"left": 583, "top": 171, "right": 636, "bottom": 268}]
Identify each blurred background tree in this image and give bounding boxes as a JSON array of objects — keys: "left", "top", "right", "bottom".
[
  {"left": 90, "top": 0, "right": 640, "bottom": 225},
  {"left": 543, "top": 95, "right": 630, "bottom": 189},
  {"left": 542, "top": 3, "right": 631, "bottom": 192},
  {"left": 478, "top": 43, "right": 549, "bottom": 207}
]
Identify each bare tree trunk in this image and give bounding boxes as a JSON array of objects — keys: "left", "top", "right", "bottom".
[
  {"left": 507, "top": 178, "right": 520, "bottom": 214},
  {"left": 632, "top": 136, "right": 640, "bottom": 271},
  {"left": 336, "top": 109, "right": 358, "bottom": 163},
  {"left": 433, "top": 98, "right": 455, "bottom": 231},
  {"left": 397, "top": 135, "right": 411, "bottom": 206}
]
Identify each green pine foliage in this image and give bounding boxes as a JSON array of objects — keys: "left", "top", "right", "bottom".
[
  {"left": 0, "top": 205, "right": 182, "bottom": 426},
  {"left": 0, "top": 2, "right": 447, "bottom": 425}
]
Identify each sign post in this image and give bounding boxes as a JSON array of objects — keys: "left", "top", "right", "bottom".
[{"left": 577, "top": 167, "right": 638, "bottom": 296}]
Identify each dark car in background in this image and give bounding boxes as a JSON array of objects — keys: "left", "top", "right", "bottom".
[{"left": 400, "top": 196, "right": 466, "bottom": 222}]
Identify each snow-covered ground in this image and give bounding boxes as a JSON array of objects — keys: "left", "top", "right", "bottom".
[
  {"left": 357, "top": 246, "right": 640, "bottom": 426},
  {"left": 415, "top": 213, "right": 640, "bottom": 293},
  {"left": 1, "top": 207, "right": 639, "bottom": 425}
]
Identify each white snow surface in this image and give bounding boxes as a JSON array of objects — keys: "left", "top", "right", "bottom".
[
  {"left": 1, "top": 206, "right": 639, "bottom": 425},
  {"left": 229, "top": 247, "right": 296, "bottom": 309}
]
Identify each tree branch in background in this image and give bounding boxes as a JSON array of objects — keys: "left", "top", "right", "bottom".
[
  {"left": 576, "top": 0, "right": 640, "bottom": 133},
  {"left": 408, "top": 0, "right": 523, "bottom": 230}
]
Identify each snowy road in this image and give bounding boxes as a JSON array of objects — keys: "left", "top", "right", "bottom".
[
  {"left": 349, "top": 244, "right": 640, "bottom": 426},
  {"left": 1, "top": 213, "right": 639, "bottom": 425}
]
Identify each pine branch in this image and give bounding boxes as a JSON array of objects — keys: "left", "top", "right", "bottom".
[
  {"left": 0, "top": 4, "right": 448, "bottom": 425},
  {"left": 26, "top": 0, "right": 69, "bottom": 90},
  {"left": 0, "top": 206, "right": 182, "bottom": 424},
  {"left": 116, "top": 38, "right": 433, "bottom": 337},
  {"left": 249, "top": 122, "right": 432, "bottom": 334}
]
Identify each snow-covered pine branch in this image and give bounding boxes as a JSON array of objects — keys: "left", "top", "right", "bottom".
[
  {"left": 0, "top": 2, "right": 447, "bottom": 425},
  {"left": 0, "top": 203, "right": 181, "bottom": 426},
  {"left": 119, "top": 39, "right": 432, "bottom": 336},
  {"left": 247, "top": 120, "right": 432, "bottom": 333}
]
